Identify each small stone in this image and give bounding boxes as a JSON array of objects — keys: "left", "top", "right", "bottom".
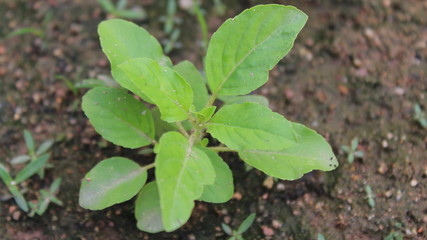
[
  {"left": 382, "top": 140, "right": 388, "bottom": 148},
  {"left": 272, "top": 220, "right": 282, "bottom": 229},
  {"left": 12, "top": 211, "right": 21, "bottom": 220},
  {"left": 377, "top": 162, "right": 388, "bottom": 174},
  {"left": 410, "top": 179, "right": 418, "bottom": 187},
  {"left": 232, "top": 192, "right": 242, "bottom": 200},
  {"left": 261, "top": 226, "right": 274, "bottom": 236},
  {"left": 263, "top": 176, "right": 274, "bottom": 189},
  {"left": 396, "top": 190, "right": 403, "bottom": 201},
  {"left": 384, "top": 190, "right": 393, "bottom": 198},
  {"left": 276, "top": 183, "right": 285, "bottom": 191},
  {"left": 386, "top": 132, "right": 393, "bottom": 139}
]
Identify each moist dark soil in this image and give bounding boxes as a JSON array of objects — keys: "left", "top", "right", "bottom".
[{"left": 1, "top": 0, "right": 426, "bottom": 239}]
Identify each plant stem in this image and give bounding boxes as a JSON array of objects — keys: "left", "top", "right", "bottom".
[
  {"left": 208, "top": 146, "right": 237, "bottom": 152},
  {"left": 176, "top": 122, "right": 189, "bottom": 137},
  {"left": 144, "top": 162, "right": 155, "bottom": 170},
  {"left": 206, "top": 92, "right": 217, "bottom": 107},
  {"left": 193, "top": 0, "right": 208, "bottom": 52}
]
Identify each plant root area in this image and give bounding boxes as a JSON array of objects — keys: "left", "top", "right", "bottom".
[{"left": 0, "top": 0, "right": 426, "bottom": 239}]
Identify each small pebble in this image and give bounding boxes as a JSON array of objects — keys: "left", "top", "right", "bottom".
[
  {"left": 261, "top": 225, "right": 274, "bottom": 236},
  {"left": 382, "top": 140, "right": 388, "bottom": 148},
  {"left": 410, "top": 179, "right": 418, "bottom": 187}
]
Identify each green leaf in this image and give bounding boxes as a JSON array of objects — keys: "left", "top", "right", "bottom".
[
  {"left": 114, "top": 9, "right": 146, "bottom": 20},
  {"left": 49, "top": 178, "right": 62, "bottom": 193},
  {"left": 219, "top": 95, "right": 269, "bottom": 107},
  {"left": 174, "top": 61, "right": 209, "bottom": 111},
  {"left": 98, "top": 0, "right": 115, "bottom": 12},
  {"left": 221, "top": 223, "right": 232, "bottom": 235},
  {"left": 98, "top": 19, "right": 170, "bottom": 67},
  {"left": 135, "top": 181, "right": 164, "bottom": 233},
  {"left": 23, "top": 130, "right": 35, "bottom": 153},
  {"left": 82, "top": 87, "right": 155, "bottom": 148},
  {"left": 199, "top": 148, "right": 234, "bottom": 203},
  {"left": 238, "top": 123, "right": 338, "bottom": 180},
  {"left": 79, "top": 157, "right": 147, "bottom": 210},
  {"left": 75, "top": 78, "right": 114, "bottom": 89},
  {"left": 205, "top": 5, "right": 307, "bottom": 96},
  {"left": 117, "top": 58, "right": 194, "bottom": 122},
  {"left": 237, "top": 213, "right": 256, "bottom": 234},
  {"left": 14, "top": 154, "right": 49, "bottom": 184},
  {"left": 151, "top": 107, "right": 178, "bottom": 139},
  {"left": 36, "top": 139, "right": 54, "bottom": 155},
  {"left": 9, "top": 185, "right": 29, "bottom": 212},
  {"left": 99, "top": 19, "right": 171, "bottom": 103},
  {"left": 0, "top": 163, "right": 12, "bottom": 185},
  {"left": 10, "top": 155, "right": 31, "bottom": 165},
  {"left": 155, "top": 132, "right": 215, "bottom": 231},
  {"left": 207, "top": 103, "right": 297, "bottom": 151},
  {"left": 194, "top": 106, "right": 216, "bottom": 123}
]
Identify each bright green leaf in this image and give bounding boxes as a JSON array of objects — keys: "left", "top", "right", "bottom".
[
  {"left": 219, "top": 95, "right": 269, "bottom": 107},
  {"left": 239, "top": 123, "right": 338, "bottom": 180},
  {"left": 207, "top": 103, "right": 297, "bottom": 151},
  {"left": 155, "top": 132, "right": 215, "bottom": 231},
  {"left": 117, "top": 58, "right": 194, "bottom": 122},
  {"left": 199, "top": 148, "right": 234, "bottom": 203},
  {"left": 82, "top": 87, "right": 155, "bottom": 148},
  {"left": 135, "top": 181, "right": 164, "bottom": 233},
  {"left": 151, "top": 107, "right": 178, "bottom": 139},
  {"left": 79, "top": 157, "right": 147, "bottom": 210},
  {"left": 49, "top": 178, "right": 62, "bottom": 193},
  {"left": 98, "top": 19, "right": 171, "bottom": 67},
  {"left": 14, "top": 154, "right": 49, "bottom": 184},
  {"left": 205, "top": 5, "right": 307, "bottom": 96},
  {"left": 174, "top": 61, "right": 209, "bottom": 111},
  {"left": 99, "top": 19, "right": 171, "bottom": 103},
  {"left": 194, "top": 106, "right": 216, "bottom": 123}
]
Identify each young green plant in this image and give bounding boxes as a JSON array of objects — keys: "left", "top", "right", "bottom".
[
  {"left": 79, "top": 4, "right": 339, "bottom": 233},
  {"left": 341, "top": 137, "right": 364, "bottom": 164},
  {"left": 221, "top": 213, "right": 256, "bottom": 240}
]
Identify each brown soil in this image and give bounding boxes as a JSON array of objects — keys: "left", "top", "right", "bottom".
[{"left": 1, "top": 0, "right": 426, "bottom": 239}]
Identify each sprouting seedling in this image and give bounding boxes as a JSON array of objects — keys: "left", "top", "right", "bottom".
[
  {"left": 28, "top": 178, "right": 63, "bottom": 217},
  {"left": 365, "top": 185, "right": 375, "bottom": 208},
  {"left": 0, "top": 154, "right": 49, "bottom": 212},
  {"left": 97, "top": 0, "right": 145, "bottom": 20},
  {"left": 11, "top": 130, "right": 53, "bottom": 178},
  {"left": 6, "top": 10, "right": 53, "bottom": 50},
  {"left": 413, "top": 103, "right": 427, "bottom": 129},
  {"left": 341, "top": 137, "right": 364, "bottom": 163},
  {"left": 79, "top": 4, "right": 338, "bottom": 233},
  {"left": 221, "top": 213, "right": 256, "bottom": 240}
]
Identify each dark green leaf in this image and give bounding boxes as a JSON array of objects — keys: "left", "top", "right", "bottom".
[
  {"left": 24, "top": 130, "right": 35, "bottom": 153},
  {"left": 237, "top": 213, "right": 256, "bottom": 234},
  {"left": 9, "top": 185, "right": 28, "bottom": 212}
]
